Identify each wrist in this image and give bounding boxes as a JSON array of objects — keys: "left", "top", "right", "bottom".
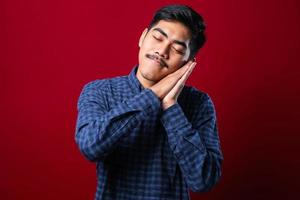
[
  {"left": 162, "top": 100, "right": 176, "bottom": 110},
  {"left": 149, "top": 86, "right": 164, "bottom": 100}
]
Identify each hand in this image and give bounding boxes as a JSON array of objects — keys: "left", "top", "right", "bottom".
[
  {"left": 150, "top": 61, "right": 196, "bottom": 109},
  {"left": 162, "top": 62, "right": 196, "bottom": 110}
]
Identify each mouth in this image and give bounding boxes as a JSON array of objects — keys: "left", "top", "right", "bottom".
[{"left": 145, "top": 54, "right": 168, "bottom": 68}]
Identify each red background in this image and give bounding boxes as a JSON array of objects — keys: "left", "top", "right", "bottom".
[{"left": 1, "top": 0, "right": 299, "bottom": 199}]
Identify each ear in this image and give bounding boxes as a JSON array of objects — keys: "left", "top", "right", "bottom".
[{"left": 138, "top": 28, "right": 148, "bottom": 48}]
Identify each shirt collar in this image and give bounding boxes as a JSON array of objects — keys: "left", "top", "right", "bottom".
[{"left": 128, "top": 65, "right": 144, "bottom": 93}]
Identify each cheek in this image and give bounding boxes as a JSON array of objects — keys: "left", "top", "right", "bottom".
[
  {"left": 138, "top": 42, "right": 148, "bottom": 59},
  {"left": 141, "top": 40, "right": 154, "bottom": 52},
  {"left": 169, "top": 57, "right": 186, "bottom": 69},
  {"left": 142, "top": 35, "right": 159, "bottom": 51}
]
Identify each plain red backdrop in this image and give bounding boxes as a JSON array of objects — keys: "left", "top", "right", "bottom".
[{"left": 1, "top": 0, "right": 299, "bottom": 199}]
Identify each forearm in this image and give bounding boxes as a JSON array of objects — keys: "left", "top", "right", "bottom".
[
  {"left": 160, "top": 103, "right": 223, "bottom": 192},
  {"left": 76, "top": 107, "right": 143, "bottom": 161},
  {"left": 75, "top": 82, "right": 160, "bottom": 161}
]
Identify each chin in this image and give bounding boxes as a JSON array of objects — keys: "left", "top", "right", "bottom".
[
  {"left": 141, "top": 69, "right": 161, "bottom": 83},
  {"left": 140, "top": 62, "right": 167, "bottom": 80}
]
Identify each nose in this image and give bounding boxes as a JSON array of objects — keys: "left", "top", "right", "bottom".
[{"left": 155, "top": 43, "right": 170, "bottom": 59}]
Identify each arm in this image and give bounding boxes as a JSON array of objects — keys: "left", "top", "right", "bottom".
[
  {"left": 160, "top": 93, "right": 223, "bottom": 192},
  {"left": 75, "top": 80, "right": 160, "bottom": 162}
]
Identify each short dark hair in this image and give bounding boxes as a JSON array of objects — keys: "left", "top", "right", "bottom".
[{"left": 148, "top": 4, "right": 206, "bottom": 60}]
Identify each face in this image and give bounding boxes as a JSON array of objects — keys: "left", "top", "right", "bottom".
[{"left": 137, "top": 20, "right": 192, "bottom": 87}]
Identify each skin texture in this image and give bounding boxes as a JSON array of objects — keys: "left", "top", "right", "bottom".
[{"left": 136, "top": 20, "right": 197, "bottom": 110}]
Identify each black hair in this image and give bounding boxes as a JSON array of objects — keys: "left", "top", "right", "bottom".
[{"left": 148, "top": 4, "right": 206, "bottom": 60}]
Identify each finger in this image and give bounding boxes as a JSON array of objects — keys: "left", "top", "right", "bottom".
[
  {"left": 173, "top": 60, "right": 193, "bottom": 76},
  {"left": 171, "top": 62, "right": 196, "bottom": 92},
  {"left": 179, "top": 62, "right": 196, "bottom": 84},
  {"left": 160, "top": 61, "right": 194, "bottom": 93},
  {"left": 181, "top": 60, "right": 194, "bottom": 74}
]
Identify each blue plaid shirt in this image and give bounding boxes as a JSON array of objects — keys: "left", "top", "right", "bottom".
[{"left": 75, "top": 66, "right": 223, "bottom": 200}]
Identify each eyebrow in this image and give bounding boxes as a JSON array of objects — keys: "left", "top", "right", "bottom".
[{"left": 153, "top": 28, "right": 187, "bottom": 49}]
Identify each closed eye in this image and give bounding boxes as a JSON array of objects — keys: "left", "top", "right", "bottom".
[
  {"left": 172, "top": 47, "right": 184, "bottom": 55},
  {"left": 153, "top": 35, "right": 163, "bottom": 41}
]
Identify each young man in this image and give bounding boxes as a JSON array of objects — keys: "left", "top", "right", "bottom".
[{"left": 75, "top": 5, "right": 223, "bottom": 200}]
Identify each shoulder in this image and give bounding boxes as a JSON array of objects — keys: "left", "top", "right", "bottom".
[
  {"left": 82, "top": 79, "right": 108, "bottom": 90},
  {"left": 81, "top": 75, "right": 127, "bottom": 92},
  {"left": 181, "top": 86, "right": 212, "bottom": 104},
  {"left": 180, "top": 86, "right": 216, "bottom": 113}
]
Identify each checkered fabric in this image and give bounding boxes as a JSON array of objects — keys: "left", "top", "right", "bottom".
[{"left": 75, "top": 66, "right": 223, "bottom": 200}]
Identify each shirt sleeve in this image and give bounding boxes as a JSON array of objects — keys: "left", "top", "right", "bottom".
[
  {"left": 75, "top": 80, "right": 161, "bottom": 162},
  {"left": 160, "top": 92, "right": 223, "bottom": 192}
]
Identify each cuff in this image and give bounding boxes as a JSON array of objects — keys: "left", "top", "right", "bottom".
[
  {"left": 126, "top": 89, "right": 161, "bottom": 116},
  {"left": 160, "top": 103, "right": 189, "bottom": 131}
]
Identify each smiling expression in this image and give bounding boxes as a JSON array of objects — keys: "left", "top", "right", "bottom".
[{"left": 136, "top": 20, "right": 192, "bottom": 88}]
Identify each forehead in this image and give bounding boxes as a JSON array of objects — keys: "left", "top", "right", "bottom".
[{"left": 150, "top": 20, "right": 191, "bottom": 41}]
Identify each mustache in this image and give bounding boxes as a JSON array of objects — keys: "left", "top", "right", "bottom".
[{"left": 145, "top": 54, "right": 168, "bottom": 68}]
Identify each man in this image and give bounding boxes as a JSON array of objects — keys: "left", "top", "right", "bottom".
[{"left": 75, "top": 4, "right": 223, "bottom": 200}]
